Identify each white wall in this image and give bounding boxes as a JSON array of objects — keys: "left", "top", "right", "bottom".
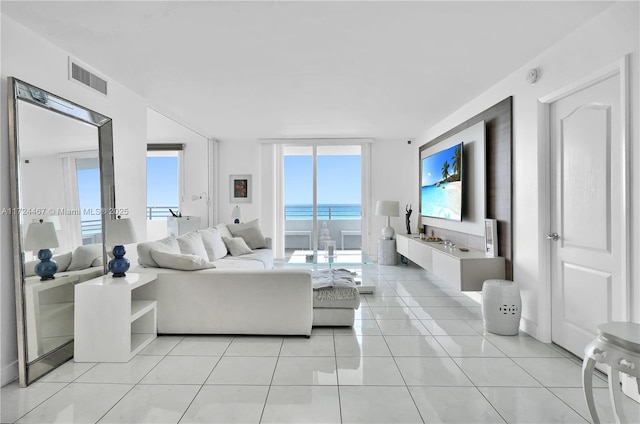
[
  {"left": 415, "top": 1, "right": 640, "bottom": 340},
  {"left": 369, "top": 139, "right": 415, "bottom": 253},
  {"left": 1, "top": 16, "right": 149, "bottom": 385},
  {"left": 216, "top": 139, "right": 263, "bottom": 227}
]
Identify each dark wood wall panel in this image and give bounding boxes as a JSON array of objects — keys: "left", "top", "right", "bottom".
[{"left": 420, "top": 97, "right": 512, "bottom": 279}]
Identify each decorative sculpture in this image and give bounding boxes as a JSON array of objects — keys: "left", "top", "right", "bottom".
[{"left": 405, "top": 204, "right": 413, "bottom": 234}]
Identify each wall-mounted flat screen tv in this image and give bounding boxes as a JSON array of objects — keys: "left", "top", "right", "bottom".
[{"left": 420, "top": 142, "right": 463, "bottom": 221}]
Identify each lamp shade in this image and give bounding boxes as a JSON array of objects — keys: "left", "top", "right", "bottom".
[
  {"left": 35, "top": 216, "right": 61, "bottom": 231},
  {"left": 375, "top": 200, "right": 400, "bottom": 217},
  {"left": 231, "top": 206, "right": 242, "bottom": 222},
  {"left": 105, "top": 218, "right": 137, "bottom": 245},
  {"left": 24, "top": 221, "right": 59, "bottom": 251}
]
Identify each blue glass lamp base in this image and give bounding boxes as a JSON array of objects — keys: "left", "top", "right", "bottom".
[
  {"left": 35, "top": 248, "right": 58, "bottom": 281},
  {"left": 108, "top": 245, "right": 130, "bottom": 278}
]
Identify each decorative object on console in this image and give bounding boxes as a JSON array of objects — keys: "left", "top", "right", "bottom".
[
  {"left": 106, "top": 217, "right": 137, "bottom": 277},
  {"left": 405, "top": 204, "right": 412, "bottom": 234},
  {"left": 484, "top": 219, "right": 498, "bottom": 257},
  {"left": 231, "top": 205, "right": 242, "bottom": 224},
  {"left": 375, "top": 200, "right": 399, "bottom": 239},
  {"left": 230, "top": 174, "right": 252, "bottom": 203},
  {"left": 24, "top": 219, "right": 60, "bottom": 281}
]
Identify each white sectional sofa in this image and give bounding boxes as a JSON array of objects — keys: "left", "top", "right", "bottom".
[
  {"left": 132, "top": 221, "right": 314, "bottom": 336},
  {"left": 132, "top": 220, "right": 359, "bottom": 335}
]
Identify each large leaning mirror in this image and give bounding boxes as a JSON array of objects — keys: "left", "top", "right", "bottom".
[{"left": 8, "top": 77, "right": 115, "bottom": 386}]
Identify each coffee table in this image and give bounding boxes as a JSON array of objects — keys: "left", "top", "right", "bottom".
[{"left": 286, "top": 249, "right": 375, "bottom": 294}]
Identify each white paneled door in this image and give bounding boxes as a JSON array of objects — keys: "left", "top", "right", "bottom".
[{"left": 549, "top": 71, "right": 627, "bottom": 359}]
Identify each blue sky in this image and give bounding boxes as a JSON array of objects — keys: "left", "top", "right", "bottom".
[
  {"left": 284, "top": 155, "right": 361, "bottom": 205},
  {"left": 147, "top": 157, "right": 179, "bottom": 206},
  {"left": 142, "top": 154, "right": 360, "bottom": 210},
  {"left": 77, "top": 168, "right": 101, "bottom": 219}
]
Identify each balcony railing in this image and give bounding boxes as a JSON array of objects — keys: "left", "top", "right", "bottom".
[
  {"left": 147, "top": 206, "right": 179, "bottom": 220},
  {"left": 285, "top": 204, "right": 361, "bottom": 220}
]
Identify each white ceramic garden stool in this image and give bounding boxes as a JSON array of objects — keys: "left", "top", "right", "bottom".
[
  {"left": 582, "top": 322, "right": 640, "bottom": 424},
  {"left": 481, "top": 279, "right": 521, "bottom": 335}
]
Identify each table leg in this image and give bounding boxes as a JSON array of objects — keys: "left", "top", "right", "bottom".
[
  {"left": 608, "top": 368, "right": 627, "bottom": 424},
  {"left": 583, "top": 356, "right": 601, "bottom": 424}
]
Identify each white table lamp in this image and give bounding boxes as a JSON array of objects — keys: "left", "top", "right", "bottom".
[
  {"left": 375, "top": 200, "right": 400, "bottom": 239},
  {"left": 231, "top": 206, "right": 242, "bottom": 224},
  {"left": 24, "top": 219, "right": 60, "bottom": 280},
  {"left": 105, "top": 217, "right": 137, "bottom": 277}
]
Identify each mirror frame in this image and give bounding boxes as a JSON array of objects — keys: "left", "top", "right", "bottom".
[{"left": 8, "top": 77, "right": 115, "bottom": 386}]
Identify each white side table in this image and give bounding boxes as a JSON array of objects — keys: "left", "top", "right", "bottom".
[
  {"left": 378, "top": 239, "right": 397, "bottom": 265},
  {"left": 74, "top": 273, "right": 158, "bottom": 362},
  {"left": 582, "top": 322, "right": 640, "bottom": 424}
]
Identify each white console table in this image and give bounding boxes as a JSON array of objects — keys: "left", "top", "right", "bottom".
[
  {"left": 74, "top": 273, "right": 158, "bottom": 362},
  {"left": 167, "top": 216, "right": 201, "bottom": 237},
  {"left": 396, "top": 234, "right": 505, "bottom": 291}
]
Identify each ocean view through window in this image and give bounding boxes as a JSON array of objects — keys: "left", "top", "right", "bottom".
[{"left": 284, "top": 145, "right": 362, "bottom": 252}]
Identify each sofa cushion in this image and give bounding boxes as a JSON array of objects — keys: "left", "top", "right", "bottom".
[
  {"left": 68, "top": 244, "right": 103, "bottom": 271},
  {"left": 214, "top": 223, "right": 233, "bottom": 240},
  {"left": 211, "top": 257, "right": 266, "bottom": 270},
  {"left": 227, "top": 218, "right": 259, "bottom": 234},
  {"left": 198, "top": 228, "right": 228, "bottom": 261},
  {"left": 224, "top": 249, "right": 274, "bottom": 269},
  {"left": 232, "top": 226, "right": 267, "bottom": 249},
  {"left": 223, "top": 236, "right": 253, "bottom": 256},
  {"left": 54, "top": 251, "right": 73, "bottom": 272},
  {"left": 150, "top": 250, "right": 215, "bottom": 271},
  {"left": 137, "top": 236, "right": 180, "bottom": 267},
  {"left": 177, "top": 231, "right": 208, "bottom": 260}
]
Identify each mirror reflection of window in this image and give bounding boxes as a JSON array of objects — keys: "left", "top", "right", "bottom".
[
  {"left": 146, "top": 145, "right": 183, "bottom": 240},
  {"left": 76, "top": 157, "right": 101, "bottom": 245}
]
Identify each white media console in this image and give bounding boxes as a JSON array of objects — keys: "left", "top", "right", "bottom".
[{"left": 396, "top": 234, "right": 505, "bottom": 291}]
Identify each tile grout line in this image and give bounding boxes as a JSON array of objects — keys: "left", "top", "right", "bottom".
[{"left": 257, "top": 335, "right": 285, "bottom": 423}]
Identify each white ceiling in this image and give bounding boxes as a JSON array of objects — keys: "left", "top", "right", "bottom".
[{"left": 2, "top": 1, "right": 613, "bottom": 141}]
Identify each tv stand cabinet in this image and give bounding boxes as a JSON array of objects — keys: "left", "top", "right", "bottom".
[{"left": 396, "top": 234, "right": 505, "bottom": 291}]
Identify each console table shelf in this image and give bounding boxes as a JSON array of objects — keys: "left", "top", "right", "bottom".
[
  {"left": 396, "top": 234, "right": 505, "bottom": 291},
  {"left": 74, "top": 273, "right": 158, "bottom": 362}
]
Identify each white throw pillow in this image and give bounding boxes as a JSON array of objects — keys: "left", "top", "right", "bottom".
[
  {"left": 232, "top": 226, "right": 267, "bottom": 249},
  {"left": 55, "top": 252, "right": 73, "bottom": 272},
  {"left": 227, "top": 218, "right": 260, "bottom": 234},
  {"left": 214, "top": 223, "right": 233, "bottom": 240},
  {"left": 68, "top": 244, "right": 103, "bottom": 271},
  {"left": 222, "top": 236, "right": 253, "bottom": 256},
  {"left": 150, "top": 250, "right": 215, "bottom": 271},
  {"left": 177, "top": 231, "right": 209, "bottom": 260},
  {"left": 137, "top": 236, "right": 180, "bottom": 267},
  {"left": 198, "top": 228, "right": 228, "bottom": 261},
  {"left": 91, "top": 256, "right": 103, "bottom": 267}
]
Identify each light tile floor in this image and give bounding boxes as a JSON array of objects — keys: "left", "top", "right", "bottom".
[{"left": 2, "top": 263, "right": 639, "bottom": 423}]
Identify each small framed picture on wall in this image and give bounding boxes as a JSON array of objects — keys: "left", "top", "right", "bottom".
[
  {"left": 485, "top": 219, "right": 498, "bottom": 257},
  {"left": 230, "top": 175, "right": 252, "bottom": 203}
]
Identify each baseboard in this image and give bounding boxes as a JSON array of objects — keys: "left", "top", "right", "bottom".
[
  {"left": 1, "top": 360, "right": 18, "bottom": 387},
  {"left": 520, "top": 316, "right": 548, "bottom": 342}
]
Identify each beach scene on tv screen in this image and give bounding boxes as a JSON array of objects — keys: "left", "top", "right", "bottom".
[{"left": 421, "top": 143, "right": 462, "bottom": 221}]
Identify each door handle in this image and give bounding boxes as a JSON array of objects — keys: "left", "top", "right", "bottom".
[{"left": 547, "top": 232, "right": 559, "bottom": 241}]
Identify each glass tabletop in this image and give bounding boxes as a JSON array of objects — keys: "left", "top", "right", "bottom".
[{"left": 287, "top": 249, "right": 371, "bottom": 266}]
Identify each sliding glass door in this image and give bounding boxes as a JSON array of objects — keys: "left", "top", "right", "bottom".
[{"left": 283, "top": 144, "right": 362, "bottom": 258}]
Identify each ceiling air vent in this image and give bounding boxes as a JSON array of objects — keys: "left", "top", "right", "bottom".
[{"left": 69, "top": 59, "right": 108, "bottom": 96}]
